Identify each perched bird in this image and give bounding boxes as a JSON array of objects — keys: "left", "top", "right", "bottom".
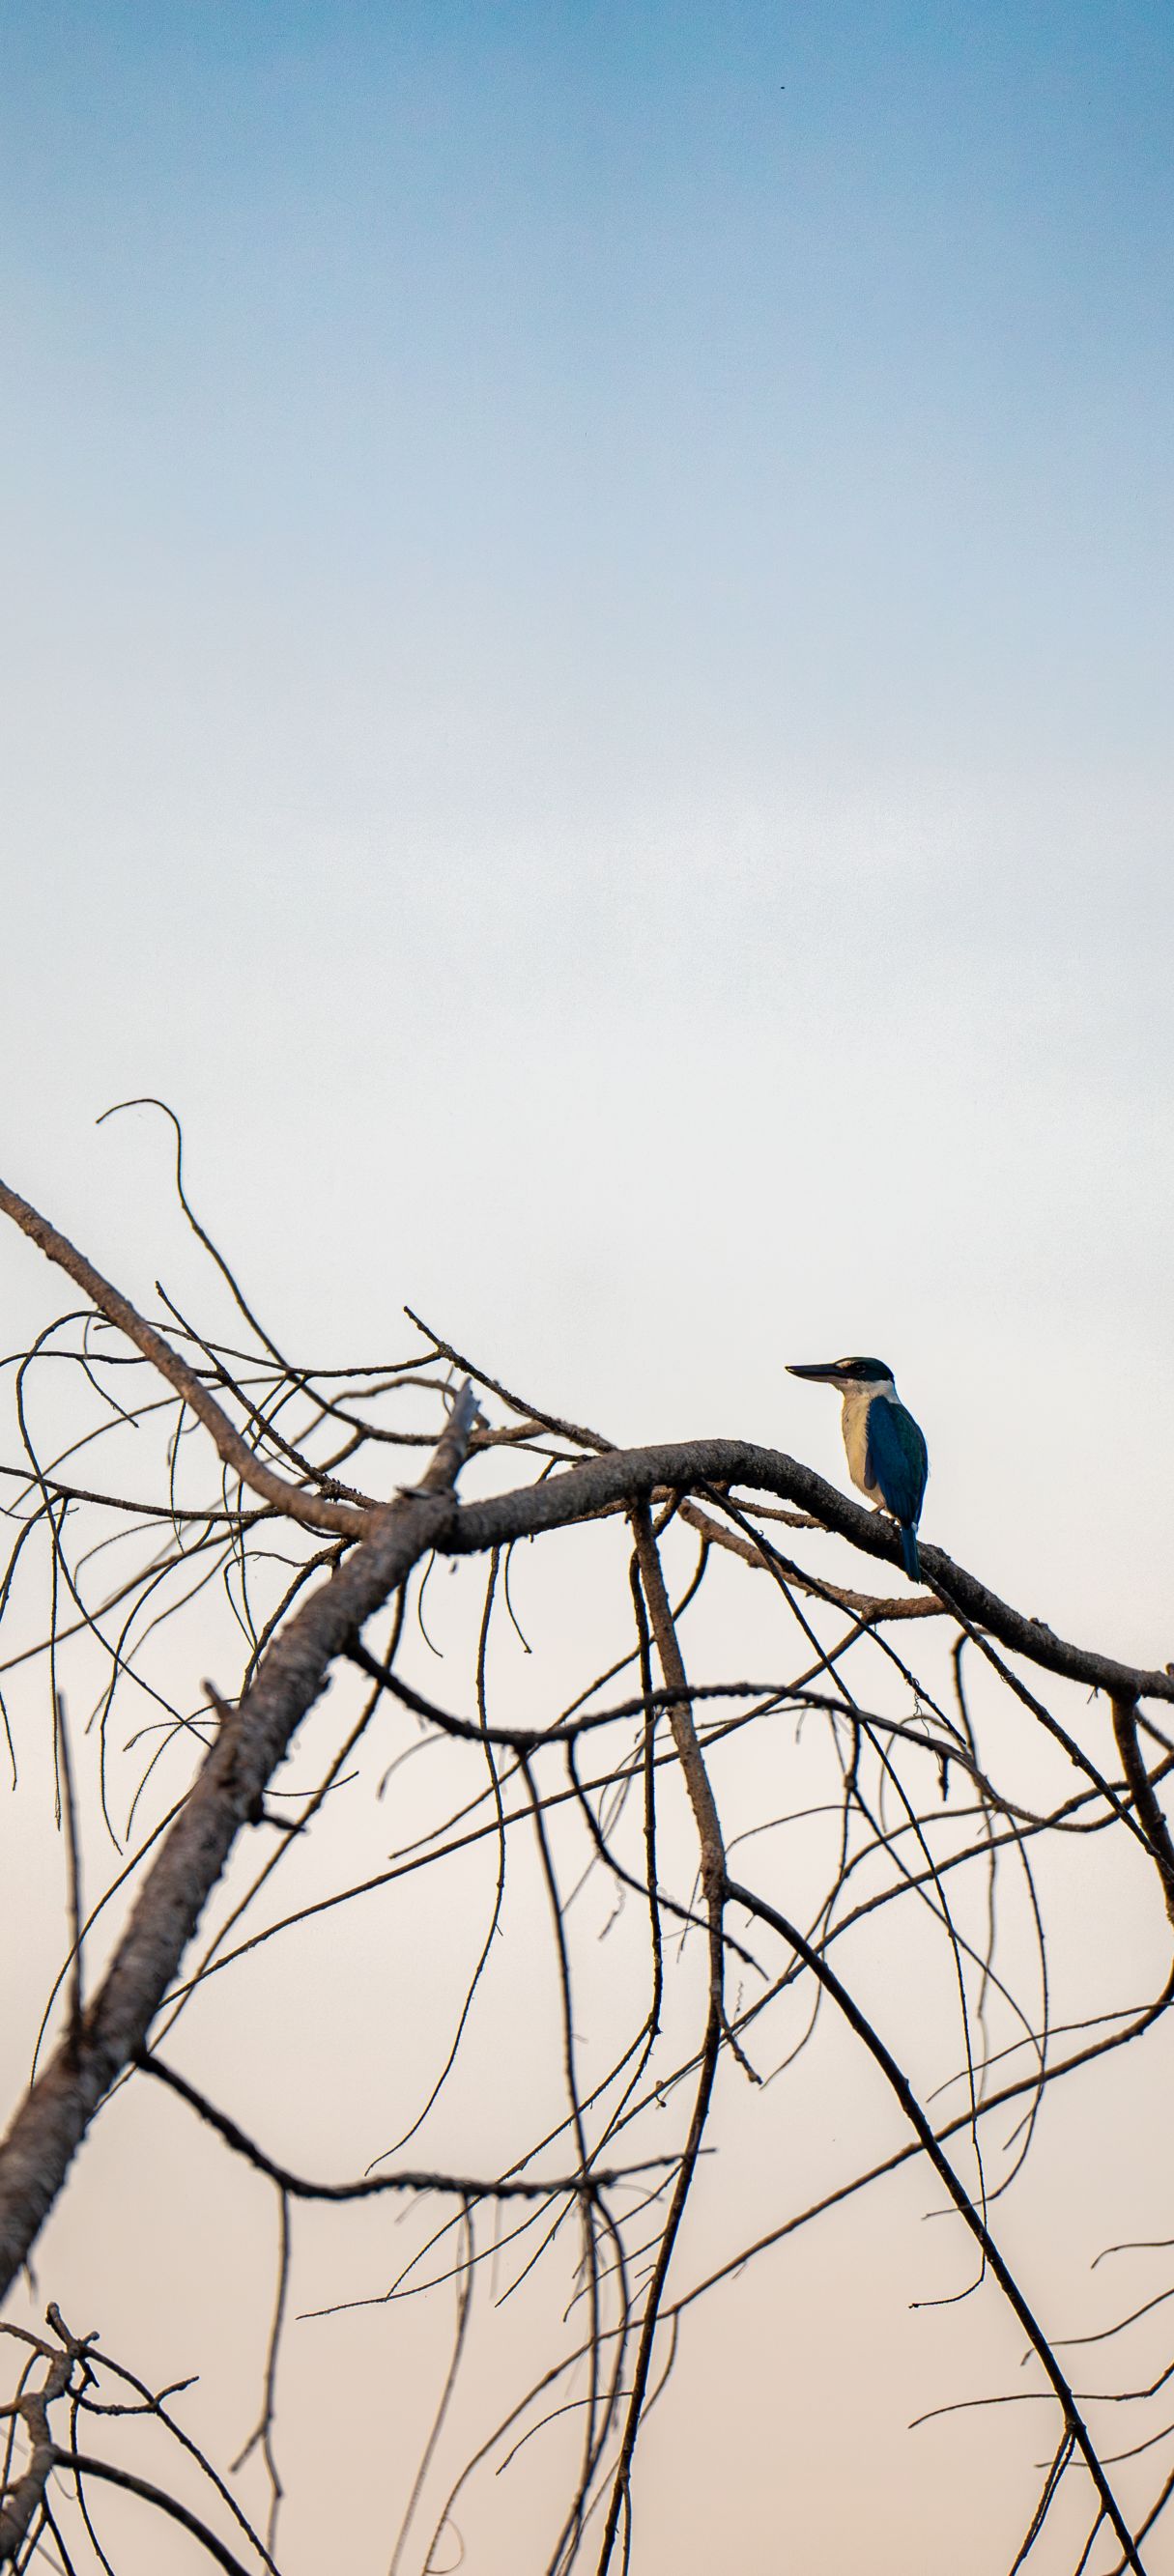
[{"left": 786, "top": 1356, "right": 929, "bottom": 1581}]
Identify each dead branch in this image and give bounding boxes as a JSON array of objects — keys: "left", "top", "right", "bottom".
[{"left": 0, "top": 1385, "right": 478, "bottom": 2297}]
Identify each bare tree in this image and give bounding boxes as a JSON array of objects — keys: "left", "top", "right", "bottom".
[{"left": 0, "top": 1117, "right": 1172, "bottom": 2572}]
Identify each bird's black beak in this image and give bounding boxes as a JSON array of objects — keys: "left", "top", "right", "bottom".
[{"left": 786, "top": 1362, "right": 844, "bottom": 1382}]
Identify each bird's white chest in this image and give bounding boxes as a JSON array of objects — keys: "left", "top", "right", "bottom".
[{"left": 841, "top": 1389, "right": 881, "bottom": 1502}]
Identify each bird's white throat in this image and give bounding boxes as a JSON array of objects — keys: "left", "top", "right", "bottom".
[{"left": 840, "top": 1380, "right": 895, "bottom": 1504}]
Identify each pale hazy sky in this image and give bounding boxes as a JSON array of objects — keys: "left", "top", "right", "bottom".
[{"left": 2, "top": 11, "right": 1174, "bottom": 2569}]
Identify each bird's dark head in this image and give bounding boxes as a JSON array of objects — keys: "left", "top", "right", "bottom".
[{"left": 787, "top": 1356, "right": 894, "bottom": 1389}]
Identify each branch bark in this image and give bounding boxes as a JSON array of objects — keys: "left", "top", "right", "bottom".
[
  {"left": 450, "top": 1444, "right": 1174, "bottom": 1707},
  {"left": 0, "top": 1389, "right": 478, "bottom": 2301}
]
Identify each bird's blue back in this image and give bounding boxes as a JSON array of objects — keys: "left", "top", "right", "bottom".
[{"left": 865, "top": 1396, "right": 929, "bottom": 1528}]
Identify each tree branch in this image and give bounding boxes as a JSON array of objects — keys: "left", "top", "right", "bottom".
[
  {"left": 727, "top": 1876, "right": 1147, "bottom": 2576},
  {"left": 133, "top": 2050, "right": 673, "bottom": 2206},
  {"left": 449, "top": 1443, "right": 1174, "bottom": 1707},
  {"left": 0, "top": 1175, "right": 369, "bottom": 1535},
  {"left": 1111, "top": 1696, "right": 1174, "bottom": 1928},
  {"left": 50, "top": 2451, "right": 263, "bottom": 2576},
  {"left": 0, "top": 1388, "right": 479, "bottom": 2299}
]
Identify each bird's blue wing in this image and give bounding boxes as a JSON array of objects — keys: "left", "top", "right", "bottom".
[{"left": 865, "top": 1399, "right": 928, "bottom": 1527}]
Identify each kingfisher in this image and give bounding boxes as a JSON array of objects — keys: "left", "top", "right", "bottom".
[{"left": 786, "top": 1356, "right": 929, "bottom": 1581}]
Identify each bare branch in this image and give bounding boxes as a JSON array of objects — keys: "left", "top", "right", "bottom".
[
  {"left": 449, "top": 1444, "right": 1174, "bottom": 1707},
  {"left": 0, "top": 1389, "right": 479, "bottom": 2295},
  {"left": 0, "top": 1176, "right": 369, "bottom": 1536}
]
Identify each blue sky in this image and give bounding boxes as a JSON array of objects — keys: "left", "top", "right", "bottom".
[{"left": 2, "top": 0, "right": 1172, "bottom": 1636}]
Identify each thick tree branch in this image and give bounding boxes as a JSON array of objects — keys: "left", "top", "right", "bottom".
[
  {"left": 449, "top": 1443, "right": 1174, "bottom": 1707},
  {"left": 0, "top": 1388, "right": 478, "bottom": 2300}
]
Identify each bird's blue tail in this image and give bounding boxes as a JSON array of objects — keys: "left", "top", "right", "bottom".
[{"left": 900, "top": 1523, "right": 922, "bottom": 1582}]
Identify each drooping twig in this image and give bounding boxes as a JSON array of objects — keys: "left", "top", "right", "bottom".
[{"left": 726, "top": 1876, "right": 1148, "bottom": 2576}]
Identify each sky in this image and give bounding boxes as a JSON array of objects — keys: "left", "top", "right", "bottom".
[{"left": 1, "top": 4, "right": 1173, "bottom": 2565}]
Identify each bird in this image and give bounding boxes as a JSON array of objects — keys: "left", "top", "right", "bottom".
[{"left": 786, "top": 1355, "right": 929, "bottom": 1581}]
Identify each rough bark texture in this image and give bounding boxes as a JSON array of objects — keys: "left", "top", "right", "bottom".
[{"left": 0, "top": 1408, "right": 473, "bottom": 2300}]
